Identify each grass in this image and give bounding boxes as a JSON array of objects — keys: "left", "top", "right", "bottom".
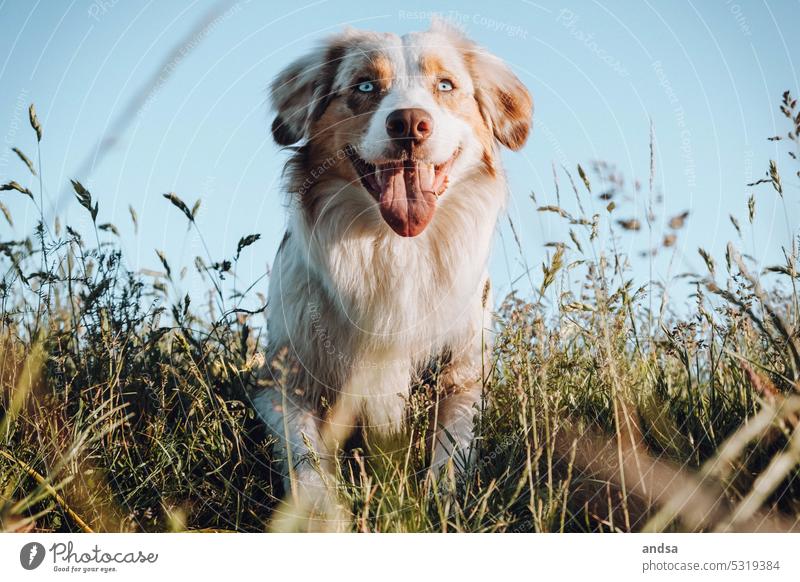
[{"left": 1, "top": 91, "right": 800, "bottom": 533}]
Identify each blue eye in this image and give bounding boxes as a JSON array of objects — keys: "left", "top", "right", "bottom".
[
  {"left": 357, "top": 81, "right": 375, "bottom": 93},
  {"left": 437, "top": 79, "right": 454, "bottom": 92}
]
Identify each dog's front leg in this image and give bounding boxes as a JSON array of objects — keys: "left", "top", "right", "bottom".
[
  {"left": 255, "top": 385, "right": 357, "bottom": 531},
  {"left": 431, "top": 298, "right": 492, "bottom": 475},
  {"left": 253, "top": 388, "right": 338, "bottom": 504},
  {"left": 350, "top": 358, "right": 412, "bottom": 437},
  {"left": 431, "top": 358, "right": 485, "bottom": 475}
]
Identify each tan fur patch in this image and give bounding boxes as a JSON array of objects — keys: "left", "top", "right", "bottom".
[
  {"left": 418, "top": 50, "right": 497, "bottom": 175},
  {"left": 366, "top": 54, "right": 394, "bottom": 85},
  {"left": 419, "top": 54, "right": 447, "bottom": 80},
  {"left": 343, "top": 54, "right": 394, "bottom": 114},
  {"left": 445, "top": 30, "right": 533, "bottom": 151},
  {"left": 290, "top": 97, "right": 367, "bottom": 219},
  {"left": 427, "top": 67, "right": 497, "bottom": 174}
]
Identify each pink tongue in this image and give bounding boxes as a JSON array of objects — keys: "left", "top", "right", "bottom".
[{"left": 378, "top": 161, "right": 437, "bottom": 237}]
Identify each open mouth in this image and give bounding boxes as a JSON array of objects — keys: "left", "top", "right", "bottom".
[{"left": 347, "top": 145, "right": 459, "bottom": 237}]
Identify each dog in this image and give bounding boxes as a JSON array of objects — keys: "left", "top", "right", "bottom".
[{"left": 253, "top": 21, "right": 532, "bottom": 508}]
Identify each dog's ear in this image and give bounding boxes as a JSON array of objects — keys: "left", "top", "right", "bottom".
[
  {"left": 471, "top": 48, "right": 532, "bottom": 151},
  {"left": 269, "top": 33, "right": 350, "bottom": 146},
  {"left": 443, "top": 24, "right": 532, "bottom": 151}
]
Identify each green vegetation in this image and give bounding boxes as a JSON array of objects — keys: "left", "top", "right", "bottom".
[{"left": 1, "top": 93, "right": 799, "bottom": 532}]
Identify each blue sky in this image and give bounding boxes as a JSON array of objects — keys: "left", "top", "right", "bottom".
[{"left": 0, "top": 0, "right": 798, "bottom": 314}]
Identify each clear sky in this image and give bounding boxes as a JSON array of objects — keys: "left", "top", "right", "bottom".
[{"left": 0, "top": 0, "right": 798, "bottom": 314}]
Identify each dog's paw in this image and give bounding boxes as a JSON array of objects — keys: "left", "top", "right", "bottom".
[{"left": 270, "top": 466, "right": 351, "bottom": 532}]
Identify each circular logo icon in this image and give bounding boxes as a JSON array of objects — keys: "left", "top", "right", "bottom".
[{"left": 20, "top": 542, "right": 46, "bottom": 570}]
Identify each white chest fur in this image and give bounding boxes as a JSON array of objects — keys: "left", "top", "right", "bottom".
[{"left": 292, "top": 178, "right": 503, "bottom": 356}]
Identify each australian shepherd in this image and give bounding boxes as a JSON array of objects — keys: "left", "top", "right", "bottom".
[{"left": 253, "top": 21, "right": 532, "bottom": 509}]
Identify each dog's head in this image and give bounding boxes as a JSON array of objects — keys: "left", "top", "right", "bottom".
[{"left": 270, "top": 22, "right": 532, "bottom": 237}]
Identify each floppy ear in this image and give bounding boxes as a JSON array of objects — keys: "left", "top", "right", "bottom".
[
  {"left": 459, "top": 38, "right": 533, "bottom": 151},
  {"left": 269, "top": 34, "right": 349, "bottom": 146}
]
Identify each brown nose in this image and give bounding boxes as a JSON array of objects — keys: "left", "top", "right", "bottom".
[{"left": 385, "top": 108, "right": 434, "bottom": 145}]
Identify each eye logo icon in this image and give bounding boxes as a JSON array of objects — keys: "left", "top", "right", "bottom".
[{"left": 20, "top": 542, "right": 46, "bottom": 570}]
